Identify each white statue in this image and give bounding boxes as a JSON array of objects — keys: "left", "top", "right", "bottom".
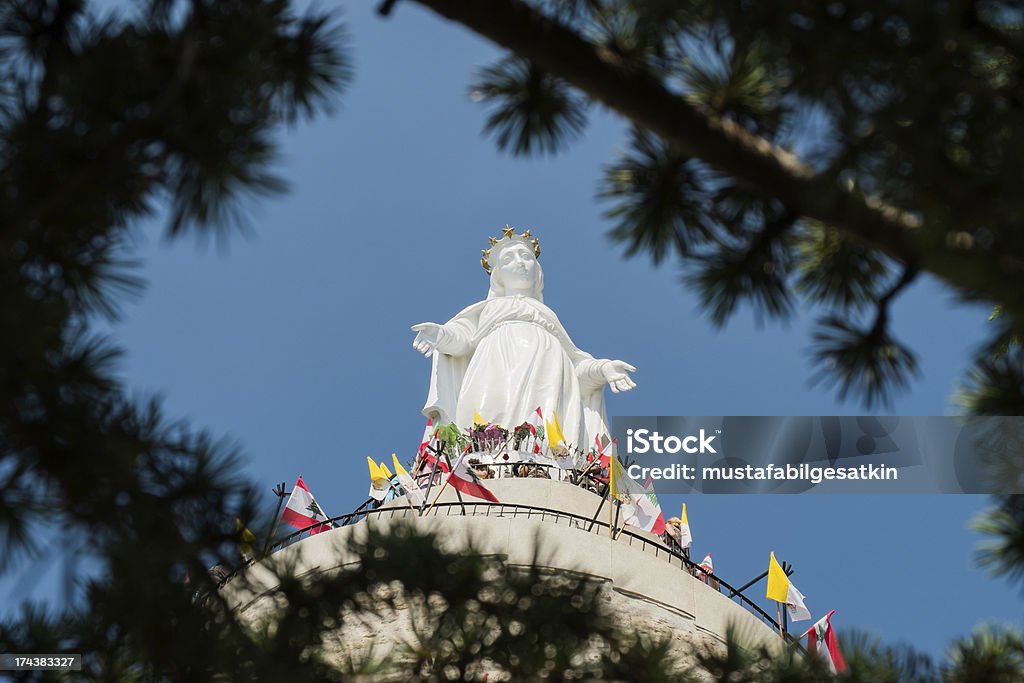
[{"left": 411, "top": 227, "right": 636, "bottom": 450}]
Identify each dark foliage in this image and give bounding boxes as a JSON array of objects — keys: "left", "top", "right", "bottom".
[
  {"left": 0, "top": 0, "right": 349, "bottom": 678},
  {"left": 406, "top": 0, "right": 1024, "bottom": 411}
]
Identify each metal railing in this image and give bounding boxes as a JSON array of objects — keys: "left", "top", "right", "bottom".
[
  {"left": 412, "top": 458, "right": 606, "bottom": 487},
  {"left": 260, "top": 496, "right": 794, "bottom": 642}
]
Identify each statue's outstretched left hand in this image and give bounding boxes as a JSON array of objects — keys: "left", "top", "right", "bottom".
[
  {"left": 603, "top": 360, "right": 637, "bottom": 393},
  {"left": 411, "top": 322, "right": 441, "bottom": 357}
]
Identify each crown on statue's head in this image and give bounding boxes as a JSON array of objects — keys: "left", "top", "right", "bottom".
[{"left": 481, "top": 225, "right": 541, "bottom": 274}]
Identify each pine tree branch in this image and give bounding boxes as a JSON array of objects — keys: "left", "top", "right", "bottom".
[
  {"left": 404, "top": 0, "right": 1023, "bottom": 301},
  {"left": 872, "top": 263, "right": 919, "bottom": 339},
  {"left": 964, "top": 0, "right": 1024, "bottom": 65}
]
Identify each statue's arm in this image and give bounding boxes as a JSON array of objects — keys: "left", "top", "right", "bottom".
[
  {"left": 576, "top": 357, "right": 638, "bottom": 394},
  {"left": 541, "top": 303, "right": 638, "bottom": 393},
  {"left": 576, "top": 358, "right": 610, "bottom": 390},
  {"left": 411, "top": 319, "right": 473, "bottom": 357}
]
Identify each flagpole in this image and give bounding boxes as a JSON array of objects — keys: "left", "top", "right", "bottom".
[
  {"left": 613, "top": 501, "right": 626, "bottom": 540},
  {"left": 577, "top": 457, "right": 599, "bottom": 482},
  {"left": 775, "top": 602, "right": 785, "bottom": 639},
  {"left": 261, "top": 482, "right": 288, "bottom": 557},
  {"left": 608, "top": 457, "right": 615, "bottom": 539},
  {"left": 417, "top": 443, "right": 444, "bottom": 516},
  {"left": 726, "top": 570, "right": 767, "bottom": 598},
  {"left": 608, "top": 489, "right": 614, "bottom": 540},
  {"left": 424, "top": 475, "right": 451, "bottom": 516},
  {"left": 612, "top": 498, "right": 623, "bottom": 540},
  {"left": 447, "top": 436, "right": 468, "bottom": 516},
  {"left": 424, "top": 442, "right": 460, "bottom": 516},
  {"left": 424, "top": 469, "right": 451, "bottom": 516},
  {"left": 386, "top": 478, "right": 419, "bottom": 514},
  {"left": 610, "top": 511, "right": 626, "bottom": 540},
  {"left": 411, "top": 421, "right": 436, "bottom": 478},
  {"left": 453, "top": 483, "right": 467, "bottom": 515},
  {"left": 587, "top": 485, "right": 607, "bottom": 532}
]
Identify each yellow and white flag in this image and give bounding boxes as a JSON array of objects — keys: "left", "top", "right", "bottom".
[
  {"left": 367, "top": 456, "right": 389, "bottom": 501},
  {"left": 235, "top": 518, "right": 257, "bottom": 561},
  {"left": 766, "top": 551, "right": 811, "bottom": 621},
  {"left": 545, "top": 410, "right": 568, "bottom": 456},
  {"left": 392, "top": 453, "right": 425, "bottom": 506},
  {"left": 678, "top": 503, "right": 692, "bottom": 549}
]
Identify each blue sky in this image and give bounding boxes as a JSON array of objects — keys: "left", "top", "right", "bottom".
[{"left": 9, "top": 0, "right": 1020, "bottom": 663}]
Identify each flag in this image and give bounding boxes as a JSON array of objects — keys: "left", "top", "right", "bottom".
[
  {"left": 416, "top": 419, "right": 437, "bottom": 467},
  {"left": 678, "top": 503, "right": 693, "bottom": 549},
  {"left": 766, "top": 552, "right": 811, "bottom": 621},
  {"left": 785, "top": 582, "right": 811, "bottom": 622},
  {"left": 367, "top": 456, "right": 390, "bottom": 501},
  {"left": 639, "top": 475, "right": 667, "bottom": 536},
  {"left": 392, "top": 453, "right": 425, "bottom": 506},
  {"left": 699, "top": 553, "right": 714, "bottom": 575},
  {"left": 609, "top": 455, "right": 629, "bottom": 497},
  {"left": 807, "top": 610, "right": 846, "bottom": 673},
  {"left": 609, "top": 457, "right": 666, "bottom": 535},
  {"left": 595, "top": 434, "right": 612, "bottom": 469},
  {"left": 447, "top": 452, "right": 500, "bottom": 503},
  {"left": 378, "top": 462, "right": 396, "bottom": 502},
  {"left": 587, "top": 434, "right": 613, "bottom": 484},
  {"left": 421, "top": 450, "right": 450, "bottom": 475},
  {"left": 281, "top": 475, "right": 331, "bottom": 534},
  {"left": 418, "top": 418, "right": 434, "bottom": 455},
  {"left": 473, "top": 409, "right": 487, "bottom": 426},
  {"left": 415, "top": 419, "right": 443, "bottom": 483},
  {"left": 530, "top": 406, "right": 546, "bottom": 454},
  {"left": 235, "top": 518, "right": 257, "bottom": 561},
  {"left": 545, "top": 409, "right": 568, "bottom": 455}
]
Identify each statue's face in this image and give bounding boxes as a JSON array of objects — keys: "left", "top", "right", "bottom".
[{"left": 495, "top": 243, "right": 539, "bottom": 291}]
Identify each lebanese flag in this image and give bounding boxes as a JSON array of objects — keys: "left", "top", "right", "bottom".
[
  {"left": 447, "top": 453, "right": 500, "bottom": 503},
  {"left": 595, "top": 434, "right": 612, "bottom": 469},
  {"left": 416, "top": 420, "right": 449, "bottom": 478},
  {"left": 419, "top": 418, "right": 433, "bottom": 450},
  {"left": 530, "top": 406, "right": 545, "bottom": 454},
  {"left": 609, "top": 457, "right": 665, "bottom": 534},
  {"left": 280, "top": 475, "right": 331, "bottom": 534},
  {"left": 639, "top": 475, "right": 667, "bottom": 535},
  {"left": 421, "top": 450, "right": 450, "bottom": 474},
  {"left": 807, "top": 610, "right": 846, "bottom": 673},
  {"left": 590, "top": 437, "right": 612, "bottom": 483},
  {"left": 699, "top": 553, "right": 714, "bottom": 575},
  {"left": 416, "top": 419, "right": 436, "bottom": 464},
  {"left": 632, "top": 498, "right": 666, "bottom": 535}
]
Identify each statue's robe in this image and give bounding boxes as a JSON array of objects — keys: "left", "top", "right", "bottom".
[{"left": 422, "top": 295, "right": 609, "bottom": 450}]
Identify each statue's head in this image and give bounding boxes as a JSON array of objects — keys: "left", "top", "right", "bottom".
[{"left": 482, "top": 226, "right": 544, "bottom": 301}]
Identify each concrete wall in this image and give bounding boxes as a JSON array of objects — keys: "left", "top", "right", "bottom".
[{"left": 222, "top": 479, "right": 781, "bottom": 666}]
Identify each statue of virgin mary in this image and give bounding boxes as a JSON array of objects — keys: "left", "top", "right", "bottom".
[{"left": 411, "top": 227, "right": 636, "bottom": 450}]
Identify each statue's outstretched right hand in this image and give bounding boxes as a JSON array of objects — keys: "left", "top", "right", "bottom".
[{"left": 411, "top": 322, "right": 441, "bottom": 357}]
